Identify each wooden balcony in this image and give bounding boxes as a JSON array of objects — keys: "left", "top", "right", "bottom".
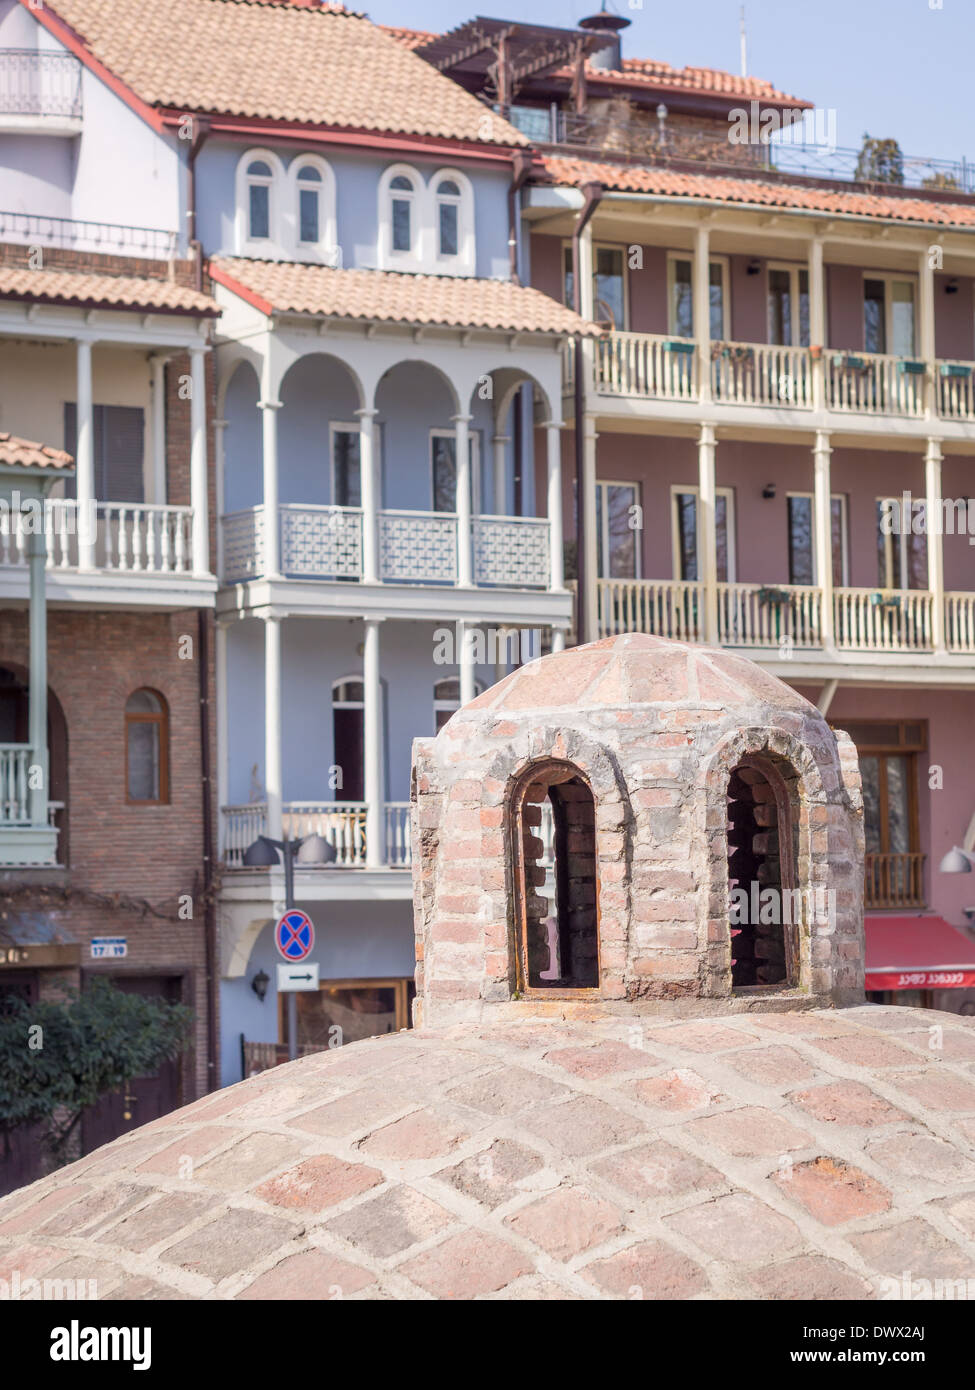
[{"left": 865, "top": 852, "right": 925, "bottom": 909}]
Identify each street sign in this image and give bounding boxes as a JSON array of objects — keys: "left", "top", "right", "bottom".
[
  {"left": 277, "top": 962, "right": 320, "bottom": 992},
  {"left": 91, "top": 937, "right": 127, "bottom": 959},
  {"left": 274, "top": 909, "right": 315, "bottom": 961}
]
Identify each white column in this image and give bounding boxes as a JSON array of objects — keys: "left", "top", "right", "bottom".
[
  {"left": 150, "top": 355, "right": 169, "bottom": 505},
  {"left": 454, "top": 413, "right": 473, "bottom": 587},
  {"left": 457, "top": 619, "right": 476, "bottom": 706},
  {"left": 697, "top": 422, "right": 718, "bottom": 644},
  {"left": 550, "top": 626, "right": 566, "bottom": 653},
  {"left": 215, "top": 619, "right": 229, "bottom": 850},
  {"left": 363, "top": 616, "right": 384, "bottom": 867},
  {"left": 492, "top": 432, "right": 509, "bottom": 514},
  {"left": 189, "top": 345, "right": 209, "bottom": 575},
  {"left": 356, "top": 406, "right": 379, "bottom": 584},
  {"left": 27, "top": 503, "right": 48, "bottom": 829},
  {"left": 258, "top": 397, "right": 281, "bottom": 578},
  {"left": 545, "top": 420, "right": 564, "bottom": 591},
  {"left": 694, "top": 222, "right": 712, "bottom": 404},
  {"left": 75, "top": 337, "right": 95, "bottom": 570},
  {"left": 925, "top": 437, "right": 945, "bottom": 652},
  {"left": 214, "top": 417, "right": 228, "bottom": 582},
  {"left": 264, "top": 612, "right": 283, "bottom": 841},
  {"left": 581, "top": 412, "right": 599, "bottom": 642},
  {"left": 918, "top": 248, "right": 937, "bottom": 418},
  {"left": 577, "top": 221, "right": 597, "bottom": 411},
  {"left": 813, "top": 429, "right": 835, "bottom": 649},
  {"left": 809, "top": 237, "right": 826, "bottom": 411}
]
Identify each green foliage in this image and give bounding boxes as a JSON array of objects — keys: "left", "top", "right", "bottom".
[
  {"left": 922, "top": 171, "right": 961, "bottom": 191},
  {"left": 855, "top": 133, "right": 904, "bottom": 186},
  {"left": 0, "top": 977, "right": 192, "bottom": 1166}
]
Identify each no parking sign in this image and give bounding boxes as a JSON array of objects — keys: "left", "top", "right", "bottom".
[{"left": 274, "top": 909, "right": 315, "bottom": 962}]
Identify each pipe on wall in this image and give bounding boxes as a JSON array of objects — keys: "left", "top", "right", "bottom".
[{"left": 572, "top": 182, "right": 603, "bottom": 644}]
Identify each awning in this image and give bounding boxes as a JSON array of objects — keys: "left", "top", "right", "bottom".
[{"left": 865, "top": 915, "right": 975, "bottom": 990}]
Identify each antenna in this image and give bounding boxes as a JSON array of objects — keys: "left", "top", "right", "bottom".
[{"left": 740, "top": 4, "right": 748, "bottom": 78}]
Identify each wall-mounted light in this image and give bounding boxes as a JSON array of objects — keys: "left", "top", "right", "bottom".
[
  {"left": 747, "top": 258, "right": 762, "bottom": 276},
  {"left": 946, "top": 278, "right": 960, "bottom": 295},
  {"left": 251, "top": 969, "right": 270, "bottom": 1002},
  {"left": 762, "top": 483, "right": 776, "bottom": 499}
]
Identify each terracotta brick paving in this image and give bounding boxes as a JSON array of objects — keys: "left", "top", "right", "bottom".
[{"left": 4, "top": 1007, "right": 975, "bottom": 1299}]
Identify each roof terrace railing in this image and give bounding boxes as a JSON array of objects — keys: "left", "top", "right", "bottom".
[
  {"left": 0, "top": 209, "right": 178, "bottom": 261},
  {"left": 0, "top": 48, "right": 82, "bottom": 121}
]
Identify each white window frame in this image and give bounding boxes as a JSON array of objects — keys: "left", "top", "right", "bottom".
[
  {"left": 288, "top": 154, "right": 338, "bottom": 264},
  {"left": 767, "top": 261, "right": 811, "bottom": 347},
  {"left": 595, "top": 479, "right": 642, "bottom": 579},
  {"left": 429, "top": 428, "right": 481, "bottom": 513},
  {"left": 666, "top": 251, "right": 730, "bottom": 340},
  {"left": 430, "top": 167, "right": 475, "bottom": 276},
  {"left": 862, "top": 271, "right": 917, "bottom": 357},
  {"left": 559, "top": 238, "right": 629, "bottom": 327},
  {"left": 378, "top": 162, "right": 424, "bottom": 270},
  {"left": 235, "top": 148, "right": 285, "bottom": 256},
  {"left": 669, "top": 483, "right": 736, "bottom": 582},
  {"left": 433, "top": 675, "right": 482, "bottom": 731},
  {"left": 785, "top": 491, "right": 849, "bottom": 585}
]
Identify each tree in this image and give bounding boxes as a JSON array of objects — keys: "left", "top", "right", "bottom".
[
  {"left": 0, "top": 977, "right": 193, "bottom": 1170},
  {"left": 855, "top": 133, "right": 904, "bottom": 186}
]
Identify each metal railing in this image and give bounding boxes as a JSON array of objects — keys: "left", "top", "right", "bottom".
[
  {"left": 0, "top": 49, "right": 82, "bottom": 120},
  {"left": 0, "top": 209, "right": 177, "bottom": 260}
]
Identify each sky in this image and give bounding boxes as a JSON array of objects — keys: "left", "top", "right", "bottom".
[{"left": 363, "top": 0, "right": 972, "bottom": 166}]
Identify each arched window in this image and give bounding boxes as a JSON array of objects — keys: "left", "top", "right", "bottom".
[
  {"left": 289, "top": 155, "right": 337, "bottom": 261},
  {"left": 433, "top": 676, "right": 482, "bottom": 732},
  {"left": 512, "top": 761, "right": 599, "bottom": 993},
  {"left": 430, "top": 169, "right": 474, "bottom": 273},
  {"left": 235, "top": 149, "right": 284, "bottom": 254},
  {"left": 125, "top": 689, "right": 169, "bottom": 804},
  {"left": 727, "top": 754, "right": 800, "bottom": 990},
  {"left": 379, "top": 164, "right": 422, "bottom": 268}
]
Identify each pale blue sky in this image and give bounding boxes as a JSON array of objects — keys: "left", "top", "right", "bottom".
[{"left": 364, "top": 0, "right": 970, "bottom": 164}]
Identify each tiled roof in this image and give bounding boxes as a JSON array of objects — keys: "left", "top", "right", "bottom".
[
  {"left": 0, "top": 432, "right": 73, "bottom": 471},
  {"left": 542, "top": 154, "right": 975, "bottom": 228},
  {"left": 0, "top": 266, "right": 219, "bottom": 315},
  {"left": 209, "top": 257, "right": 600, "bottom": 335},
  {"left": 43, "top": 0, "right": 527, "bottom": 146},
  {"left": 4, "top": 1007, "right": 975, "bottom": 1299}
]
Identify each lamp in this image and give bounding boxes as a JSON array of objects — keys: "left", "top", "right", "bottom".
[
  {"left": 946, "top": 278, "right": 959, "bottom": 295},
  {"left": 939, "top": 846, "right": 974, "bottom": 874},
  {"left": 747, "top": 258, "right": 762, "bottom": 276},
  {"left": 242, "top": 835, "right": 280, "bottom": 867},
  {"left": 250, "top": 969, "right": 270, "bottom": 1002},
  {"left": 296, "top": 832, "right": 336, "bottom": 865},
  {"left": 762, "top": 482, "right": 776, "bottom": 499}
]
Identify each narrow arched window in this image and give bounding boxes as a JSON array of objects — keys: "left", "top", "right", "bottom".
[
  {"left": 433, "top": 675, "right": 481, "bottom": 731},
  {"left": 296, "top": 164, "right": 322, "bottom": 245},
  {"left": 246, "top": 159, "right": 274, "bottom": 241},
  {"left": 390, "top": 174, "right": 415, "bottom": 254},
  {"left": 125, "top": 689, "right": 169, "bottom": 804},
  {"left": 727, "top": 754, "right": 801, "bottom": 990},
  {"left": 436, "top": 178, "right": 461, "bottom": 258},
  {"left": 513, "top": 761, "right": 599, "bottom": 993}
]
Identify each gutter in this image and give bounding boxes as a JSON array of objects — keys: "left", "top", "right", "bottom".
[
  {"left": 572, "top": 181, "right": 602, "bottom": 646},
  {"left": 197, "top": 608, "right": 218, "bottom": 1093},
  {"left": 187, "top": 117, "right": 212, "bottom": 293}
]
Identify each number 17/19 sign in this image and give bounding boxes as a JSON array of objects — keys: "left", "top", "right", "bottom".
[{"left": 275, "top": 909, "right": 315, "bottom": 962}]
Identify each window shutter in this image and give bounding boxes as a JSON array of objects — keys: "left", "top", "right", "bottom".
[
  {"left": 63, "top": 402, "right": 77, "bottom": 500},
  {"left": 100, "top": 406, "right": 145, "bottom": 503}
]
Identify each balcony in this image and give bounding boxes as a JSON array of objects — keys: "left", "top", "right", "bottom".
[
  {"left": 0, "top": 49, "right": 82, "bottom": 132},
  {"left": 0, "top": 744, "right": 59, "bottom": 866},
  {"left": 594, "top": 578, "right": 975, "bottom": 657},
  {"left": 825, "top": 351, "right": 925, "bottom": 418},
  {"left": 220, "top": 801, "right": 412, "bottom": 869},
  {"left": 865, "top": 852, "right": 926, "bottom": 910},
  {"left": 0, "top": 209, "right": 177, "bottom": 261},
  {"left": 221, "top": 506, "right": 552, "bottom": 590}
]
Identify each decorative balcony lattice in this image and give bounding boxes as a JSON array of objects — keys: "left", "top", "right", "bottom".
[
  {"left": 222, "top": 509, "right": 265, "bottom": 583},
  {"left": 380, "top": 511, "right": 457, "bottom": 583},
  {"left": 473, "top": 516, "right": 550, "bottom": 588},
  {"left": 280, "top": 505, "right": 362, "bottom": 579}
]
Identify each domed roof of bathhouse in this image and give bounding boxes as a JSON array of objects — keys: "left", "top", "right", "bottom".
[{"left": 462, "top": 633, "right": 818, "bottom": 724}]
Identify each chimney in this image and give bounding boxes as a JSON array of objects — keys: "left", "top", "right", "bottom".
[{"left": 577, "top": 9, "right": 631, "bottom": 72}]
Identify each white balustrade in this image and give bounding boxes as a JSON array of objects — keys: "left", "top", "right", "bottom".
[
  {"left": 221, "top": 800, "right": 415, "bottom": 869},
  {"left": 945, "top": 593, "right": 975, "bottom": 652},
  {"left": 717, "top": 582, "right": 823, "bottom": 648},
  {"left": 221, "top": 508, "right": 265, "bottom": 583},
  {"left": 97, "top": 504, "right": 192, "bottom": 573},
  {"left": 385, "top": 802, "right": 412, "bottom": 868},
  {"left": 220, "top": 802, "right": 267, "bottom": 867},
  {"left": 834, "top": 587, "right": 934, "bottom": 651},
  {"left": 937, "top": 360, "right": 975, "bottom": 421},
  {"left": 594, "top": 332, "right": 698, "bottom": 400},
  {"left": 0, "top": 744, "right": 32, "bottom": 824},
  {"left": 473, "top": 515, "right": 550, "bottom": 588},
  {"left": 711, "top": 343, "right": 813, "bottom": 409},
  {"left": 279, "top": 505, "right": 362, "bottom": 580},
  {"left": 282, "top": 802, "right": 367, "bottom": 866},
  {"left": 380, "top": 510, "right": 458, "bottom": 584},
  {"left": 825, "top": 351, "right": 925, "bottom": 417},
  {"left": 596, "top": 578, "right": 702, "bottom": 640}
]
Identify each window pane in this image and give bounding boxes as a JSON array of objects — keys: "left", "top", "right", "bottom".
[
  {"left": 709, "top": 261, "right": 724, "bottom": 340},
  {"left": 126, "top": 689, "right": 161, "bottom": 714},
  {"left": 563, "top": 245, "right": 574, "bottom": 308},
  {"left": 333, "top": 680, "right": 364, "bottom": 704},
  {"left": 607, "top": 484, "right": 637, "bottom": 578},
  {"left": 885, "top": 755, "right": 911, "bottom": 854},
  {"left": 891, "top": 280, "right": 915, "bottom": 357},
  {"left": 392, "top": 196, "right": 411, "bottom": 253},
  {"left": 715, "top": 493, "right": 730, "bottom": 583},
  {"left": 439, "top": 201, "right": 458, "bottom": 257},
  {"left": 249, "top": 183, "right": 269, "bottom": 240},
  {"left": 247, "top": 160, "right": 272, "bottom": 178},
  {"left": 907, "top": 523, "right": 928, "bottom": 591},
  {"left": 593, "top": 246, "right": 624, "bottom": 328},
  {"left": 831, "top": 497, "right": 845, "bottom": 586},
  {"left": 297, "top": 165, "right": 321, "bottom": 182},
  {"left": 299, "top": 187, "right": 319, "bottom": 243},
  {"left": 128, "top": 721, "right": 160, "bottom": 801},
  {"left": 788, "top": 495, "right": 813, "bottom": 585},
  {"left": 434, "top": 678, "right": 460, "bottom": 701},
  {"left": 390, "top": 175, "right": 412, "bottom": 190},
  {"left": 672, "top": 259, "right": 693, "bottom": 337},
  {"left": 333, "top": 431, "right": 360, "bottom": 508},
  {"left": 432, "top": 436, "right": 456, "bottom": 512},
  {"left": 860, "top": 756, "right": 881, "bottom": 855},
  {"left": 296, "top": 985, "right": 398, "bottom": 1048},
  {"left": 768, "top": 268, "right": 792, "bottom": 346},
  {"left": 675, "top": 491, "right": 697, "bottom": 580},
  {"left": 798, "top": 269, "right": 810, "bottom": 346},
  {"left": 864, "top": 279, "right": 886, "bottom": 354},
  {"left": 438, "top": 180, "right": 460, "bottom": 197}
]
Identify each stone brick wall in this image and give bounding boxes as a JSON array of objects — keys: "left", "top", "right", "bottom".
[{"left": 0, "top": 243, "right": 197, "bottom": 288}]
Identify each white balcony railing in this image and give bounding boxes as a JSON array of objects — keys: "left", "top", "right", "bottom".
[
  {"left": 717, "top": 582, "right": 823, "bottom": 648},
  {"left": 825, "top": 351, "right": 926, "bottom": 418},
  {"left": 0, "top": 500, "right": 194, "bottom": 574},
  {"left": 596, "top": 578, "right": 702, "bottom": 640},
  {"left": 0, "top": 744, "right": 33, "bottom": 823},
  {"left": 220, "top": 507, "right": 553, "bottom": 590},
  {"left": 833, "top": 587, "right": 934, "bottom": 651},
  {"left": 594, "top": 332, "right": 698, "bottom": 400},
  {"left": 711, "top": 343, "right": 813, "bottom": 409},
  {"left": 0, "top": 49, "right": 82, "bottom": 120},
  {"left": 937, "top": 360, "right": 975, "bottom": 421},
  {"left": 946, "top": 592, "right": 975, "bottom": 653},
  {"left": 220, "top": 801, "right": 412, "bottom": 869}
]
